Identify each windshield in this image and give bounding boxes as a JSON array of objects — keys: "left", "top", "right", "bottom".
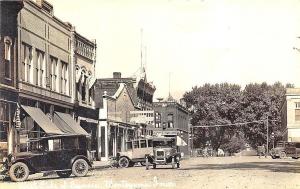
[{"left": 153, "top": 139, "right": 175, "bottom": 148}]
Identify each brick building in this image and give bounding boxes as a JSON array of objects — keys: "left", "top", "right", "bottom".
[
  {"left": 94, "top": 72, "right": 155, "bottom": 160},
  {"left": 0, "top": 0, "right": 97, "bottom": 156},
  {"left": 153, "top": 97, "right": 190, "bottom": 156},
  {"left": 0, "top": 0, "right": 23, "bottom": 160}
]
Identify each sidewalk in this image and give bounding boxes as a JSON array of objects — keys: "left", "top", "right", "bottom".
[{"left": 92, "top": 160, "right": 111, "bottom": 170}]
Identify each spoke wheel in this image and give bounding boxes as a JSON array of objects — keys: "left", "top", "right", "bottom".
[
  {"left": 279, "top": 151, "right": 287, "bottom": 159},
  {"left": 9, "top": 162, "right": 29, "bottom": 182},
  {"left": 118, "top": 157, "right": 130, "bottom": 168},
  {"left": 72, "top": 159, "right": 89, "bottom": 177},
  {"left": 57, "top": 171, "right": 72, "bottom": 178}
]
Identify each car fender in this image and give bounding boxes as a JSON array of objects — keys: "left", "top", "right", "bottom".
[
  {"left": 70, "top": 155, "right": 92, "bottom": 168},
  {"left": 9, "top": 159, "right": 36, "bottom": 173}
]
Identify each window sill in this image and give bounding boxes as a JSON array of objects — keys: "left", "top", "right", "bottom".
[{"left": 4, "top": 77, "right": 12, "bottom": 81}]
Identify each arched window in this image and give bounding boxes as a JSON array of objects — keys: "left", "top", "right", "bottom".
[{"left": 4, "top": 37, "right": 12, "bottom": 78}]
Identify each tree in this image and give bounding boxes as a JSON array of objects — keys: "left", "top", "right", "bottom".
[
  {"left": 184, "top": 83, "right": 243, "bottom": 150},
  {"left": 241, "top": 82, "right": 286, "bottom": 148}
]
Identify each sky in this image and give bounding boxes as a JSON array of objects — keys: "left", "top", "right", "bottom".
[{"left": 47, "top": 0, "right": 300, "bottom": 100}]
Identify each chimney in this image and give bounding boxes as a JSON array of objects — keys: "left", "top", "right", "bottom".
[{"left": 113, "top": 72, "right": 121, "bottom": 79}]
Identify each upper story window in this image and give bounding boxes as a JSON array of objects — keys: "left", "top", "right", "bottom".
[
  {"left": 295, "top": 109, "right": 300, "bottom": 122},
  {"left": 21, "top": 43, "right": 32, "bottom": 83},
  {"left": 167, "top": 114, "right": 174, "bottom": 128},
  {"left": 4, "top": 37, "right": 12, "bottom": 78},
  {"left": 295, "top": 102, "right": 300, "bottom": 109}
]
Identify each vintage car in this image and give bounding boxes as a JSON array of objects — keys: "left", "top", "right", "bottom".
[
  {"left": 117, "top": 138, "right": 153, "bottom": 168},
  {"left": 145, "top": 137, "right": 182, "bottom": 169},
  {"left": 270, "top": 141, "right": 300, "bottom": 159},
  {"left": 1, "top": 134, "right": 93, "bottom": 182}
]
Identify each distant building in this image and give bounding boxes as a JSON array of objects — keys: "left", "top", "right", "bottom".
[
  {"left": 153, "top": 96, "right": 190, "bottom": 156},
  {"left": 281, "top": 88, "right": 300, "bottom": 142},
  {"left": 94, "top": 72, "right": 155, "bottom": 160}
]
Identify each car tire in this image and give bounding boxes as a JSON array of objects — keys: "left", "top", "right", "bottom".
[
  {"left": 72, "top": 159, "right": 89, "bottom": 177},
  {"left": 177, "top": 162, "right": 180, "bottom": 168},
  {"left": 271, "top": 155, "right": 277, "bottom": 159},
  {"left": 9, "top": 162, "right": 29, "bottom": 182},
  {"left": 118, "top": 157, "right": 130, "bottom": 168},
  {"left": 279, "top": 152, "right": 287, "bottom": 159},
  {"left": 140, "top": 162, "right": 146, "bottom": 166},
  {"left": 57, "top": 171, "right": 72, "bottom": 178}
]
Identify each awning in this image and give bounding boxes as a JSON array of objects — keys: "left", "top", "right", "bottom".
[
  {"left": 176, "top": 136, "right": 187, "bottom": 146},
  {"left": 53, "top": 112, "right": 89, "bottom": 136},
  {"left": 21, "top": 105, "right": 63, "bottom": 135}
]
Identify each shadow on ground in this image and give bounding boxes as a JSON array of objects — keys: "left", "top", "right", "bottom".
[{"left": 180, "top": 160, "right": 300, "bottom": 173}]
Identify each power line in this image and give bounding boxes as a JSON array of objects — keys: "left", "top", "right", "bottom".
[{"left": 191, "top": 120, "right": 265, "bottom": 128}]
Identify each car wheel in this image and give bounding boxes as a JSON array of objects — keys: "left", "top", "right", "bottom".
[
  {"left": 118, "top": 157, "right": 130, "bottom": 168},
  {"left": 271, "top": 155, "right": 276, "bottom": 159},
  {"left": 171, "top": 157, "right": 175, "bottom": 169},
  {"left": 140, "top": 162, "right": 146, "bottom": 166},
  {"left": 9, "top": 162, "right": 29, "bottom": 182},
  {"left": 279, "top": 152, "right": 287, "bottom": 159},
  {"left": 177, "top": 162, "right": 180, "bottom": 168},
  {"left": 153, "top": 164, "right": 156, "bottom": 169},
  {"left": 57, "top": 171, "right": 72, "bottom": 178},
  {"left": 72, "top": 159, "right": 89, "bottom": 177}
]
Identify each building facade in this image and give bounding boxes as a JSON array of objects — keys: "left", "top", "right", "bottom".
[
  {"left": 0, "top": 0, "right": 98, "bottom": 158},
  {"left": 72, "top": 31, "right": 98, "bottom": 159},
  {"left": 94, "top": 72, "right": 155, "bottom": 160},
  {"left": 153, "top": 98, "right": 190, "bottom": 156},
  {"left": 281, "top": 88, "right": 300, "bottom": 142},
  {"left": 0, "top": 0, "right": 23, "bottom": 160}
]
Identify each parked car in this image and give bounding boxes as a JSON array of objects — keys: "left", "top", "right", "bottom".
[
  {"left": 1, "top": 134, "right": 93, "bottom": 182},
  {"left": 145, "top": 137, "right": 182, "bottom": 169},
  {"left": 270, "top": 141, "right": 300, "bottom": 159},
  {"left": 117, "top": 138, "right": 153, "bottom": 168}
]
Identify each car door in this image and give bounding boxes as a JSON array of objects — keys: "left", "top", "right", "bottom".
[{"left": 46, "top": 138, "right": 65, "bottom": 170}]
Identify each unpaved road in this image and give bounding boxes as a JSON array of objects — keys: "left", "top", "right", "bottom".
[{"left": 1, "top": 156, "right": 300, "bottom": 189}]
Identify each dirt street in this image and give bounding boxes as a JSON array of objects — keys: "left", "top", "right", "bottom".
[{"left": 1, "top": 156, "right": 300, "bottom": 189}]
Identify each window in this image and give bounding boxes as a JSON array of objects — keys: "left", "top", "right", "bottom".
[
  {"left": 60, "top": 61, "right": 68, "bottom": 95},
  {"left": 167, "top": 114, "right": 174, "bottom": 128},
  {"left": 48, "top": 139, "right": 61, "bottom": 151},
  {"left": 126, "top": 141, "right": 133, "bottom": 150},
  {"left": 147, "top": 140, "right": 153, "bottom": 147},
  {"left": 0, "top": 102, "right": 9, "bottom": 142},
  {"left": 35, "top": 50, "right": 45, "bottom": 87},
  {"left": 50, "top": 56, "right": 58, "bottom": 91},
  {"left": 140, "top": 140, "right": 146, "bottom": 148},
  {"left": 133, "top": 140, "right": 139, "bottom": 149},
  {"left": 82, "top": 75, "right": 87, "bottom": 102},
  {"left": 155, "top": 123, "right": 160, "bottom": 128},
  {"left": 21, "top": 43, "right": 32, "bottom": 82},
  {"left": 62, "top": 137, "right": 78, "bottom": 149},
  {"left": 296, "top": 102, "right": 300, "bottom": 109},
  {"left": 295, "top": 109, "right": 300, "bottom": 121},
  {"left": 4, "top": 37, "right": 12, "bottom": 78}
]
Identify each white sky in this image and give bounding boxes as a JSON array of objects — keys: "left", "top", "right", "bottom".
[{"left": 48, "top": 0, "right": 300, "bottom": 100}]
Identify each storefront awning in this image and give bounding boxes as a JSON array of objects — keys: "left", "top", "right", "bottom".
[
  {"left": 176, "top": 136, "right": 187, "bottom": 146},
  {"left": 21, "top": 105, "right": 64, "bottom": 135},
  {"left": 53, "top": 112, "right": 89, "bottom": 136}
]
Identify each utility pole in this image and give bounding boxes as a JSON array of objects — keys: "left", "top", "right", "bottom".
[{"left": 266, "top": 117, "right": 269, "bottom": 155}]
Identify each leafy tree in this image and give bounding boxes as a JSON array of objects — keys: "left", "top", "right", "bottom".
[
  {"left": 241, "top": 82, "right": 286, "bottom": 148},
  {"left": 184, "top": 81, "right": 289, "bottom": 152},
  {"left": 184, "top": 83, "right": 243, "bottom": 150}
]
